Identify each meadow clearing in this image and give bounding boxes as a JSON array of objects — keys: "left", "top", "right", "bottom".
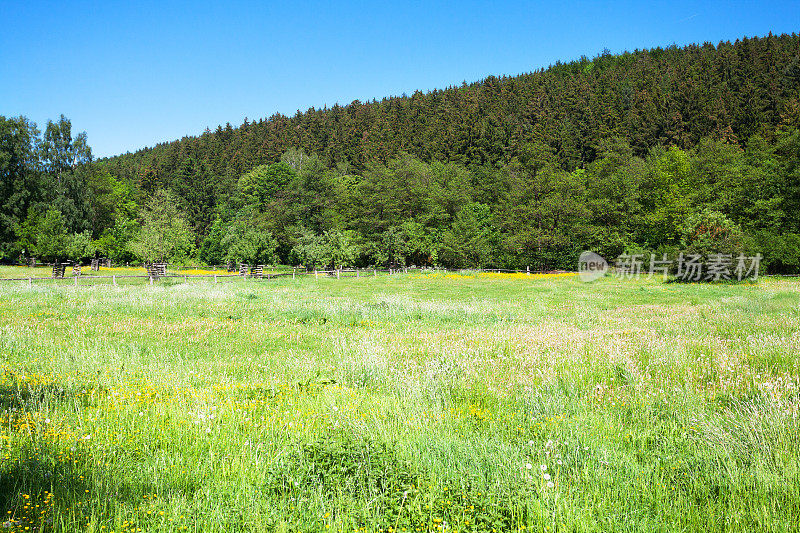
[{"left": 0, "top": 270, "right": 798, "bottom": 532}]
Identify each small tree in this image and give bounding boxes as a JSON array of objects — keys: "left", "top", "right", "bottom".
[
  {"left": 18, "top": 208, "right": 70, "bottom": 263},
  {"left": 439, "top": 203, "right": 498, "bottom": 268},
  {"left": 323, "top": 230, "right": 358, "bottom": 269},
  {"left": 289, "top": 228, "right": 358, "bottom": 269},
  {"left": 289, "top": 228, "right": 329, "bottom": 268},
  {"left": 673, "top": 208, "right": 753, "bottom": 281},
  {"left": 67, "top": 230, "right": 95, "bottom": 263},
  {"left": 199, "top": 218, "right": 226, "bottom": 265},
  {"left": 680, "top": 208, "right": 746, "bottom": 259},
  {"left": 95, "top": 215, "right": 139, "bottom": 263},
  {"left": 128, "top": 190, "right": 194, "bottom": 263},
  {"left": 221, "top": 218, "right": 277, "bottom": 266},
  {"left": 236, "top": 163, "right": 296, "bottom": 211}
]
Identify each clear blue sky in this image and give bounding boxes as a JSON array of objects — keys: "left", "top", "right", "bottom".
[{"left": 2, "top": 1, "right": 799, "bottom": 158}]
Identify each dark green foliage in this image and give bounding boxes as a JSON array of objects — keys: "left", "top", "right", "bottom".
[
  {"left": 439, "top": 203, "right": 498, "bottom": 268},
  {"left": 0, "top": 116, "right": 44, "bottom": 261},
  {"left": 104, "top": 35, "right": 800, "bottom": 178},
  {"left": 19, "top": 208, "right": 70, "bottom": 262},
  {"left": 680, "top": 209, "right": 747, "bottom": 260},
  {"left": 90, "top": 34, "right": 800, "bottom": 272},
  {"left": 263, "top": 436, "right": 533, "bottom": 531},
  {"left": 265, "top": 437, "right": 414, "bottom": 502},
  {"left": 199, "top": 218, "right": 226, "bottom": 265}
]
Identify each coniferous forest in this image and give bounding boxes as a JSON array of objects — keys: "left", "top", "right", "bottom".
[{"left": 3, "top": 33, "right": 800, "bottom": 272}]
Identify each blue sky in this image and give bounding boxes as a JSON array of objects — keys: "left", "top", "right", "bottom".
[{"left": 2, "top": 1, "right": 799, "bottom": 158}]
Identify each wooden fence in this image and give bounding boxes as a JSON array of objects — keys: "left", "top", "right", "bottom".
[{"left": 0, "top": 265, "right": 561, "bottom": 287}]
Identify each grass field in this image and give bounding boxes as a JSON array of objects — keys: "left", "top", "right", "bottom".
[{"left": 0, "top": 271, "right": 798, "bottom": 532}]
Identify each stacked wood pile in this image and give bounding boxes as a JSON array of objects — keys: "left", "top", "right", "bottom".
[
  {"left": 145, "top": 263, "right": 168, "bottom": 278},
  {"left": 51, "top": 264, "right": 67, "bottom": 278}
]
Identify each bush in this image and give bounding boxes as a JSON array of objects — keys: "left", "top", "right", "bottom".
[
  {"left": 751, "top": 231, "right": 800, "bottom": 274},
  {"left": 673, "top": 209, "right": 751, "bottom": 281},
  {"left": 680, "top": 208, "right": 746, "bottom": 258}
]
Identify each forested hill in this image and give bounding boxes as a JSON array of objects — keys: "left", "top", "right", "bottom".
[
  {"left": 105, "top": 34, "right": 800, "bottom": 183},
  {"left": 3, "top": 33, "right": 800, "bottom": 272}
]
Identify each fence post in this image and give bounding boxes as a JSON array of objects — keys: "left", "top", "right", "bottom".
[
  {"left": 314, "top": 269, "right": 318, "bottom": 280},
  {"left": 374, "top": 268, "right": 377, "bottom": 276},
  {"left": 74, "top": 276, "right": 78, "bottom": 287},
  {"left": 113, "top": 275, "right": 117, "bottom": 286},
  {"left": 149, "top": 276, "right": 153, "bottom": 286},
  {"left": 336, "top": 269, "right": 340, "bottom": 279},
  {"left": 28, "top": 276, "right": 32, "bottom": 288},
  {"left": 214, "top": 274, "right": 217, "bottom": 284},
  {"left": 356, "top": 269, "right": 359, "bottom": 278},
  {"left": 527, "top": 266, "right": 530, "bottom": 276}
]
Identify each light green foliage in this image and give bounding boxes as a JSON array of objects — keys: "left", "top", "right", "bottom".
[
  {"left": 35, "top": 208, "right": 70, "bottom": 262},
  {"left": 642, "top": 146, "right": 695, "bottom": 246},
  {"left": 221, "top": 215, "right": 277, "bottom": 265},
  {"left": 81, "top": 163, "right": 138, "bottom": 230},
  {"left": 396, "top": 220, "right": 439, "bottom": 266},
  {"left": 66, "top": 230, "right": 96, "bottom": 262},
  {"left": 128, "top": 189, "right": 195, "bottom": 263},
  {"left": 94, "top": 215, "right": 139, "bottom": 262},
  {"left": 237, "top": 162, "right": 296, "bottom": 211},
  {"left": 290, "top": 228, "right": 358, "bottom": 268}
]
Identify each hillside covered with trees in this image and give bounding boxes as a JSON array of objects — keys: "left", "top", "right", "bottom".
[{"left": 2, "top": 33, "right": 800, "bottom": 271}]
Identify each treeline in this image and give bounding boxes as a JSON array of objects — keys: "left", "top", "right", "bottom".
[
  {"left": 105, "top": 34, "right": 800, "bottom": 180},
  {"left": 2, "top": 33, "right": 800, "bottom": 271}
]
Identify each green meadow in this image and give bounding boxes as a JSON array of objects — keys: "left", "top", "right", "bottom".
[{"left": 0, "top": 271, "right": 798, "bottom": 532}]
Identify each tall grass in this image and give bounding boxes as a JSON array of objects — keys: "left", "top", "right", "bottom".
[{"left": 0, "top": 274, "right": 797, "bottom": 531}]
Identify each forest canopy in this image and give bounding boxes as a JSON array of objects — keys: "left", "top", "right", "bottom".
[{"left": 2, "top": 33, "right": 800, "bottom": 272}]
